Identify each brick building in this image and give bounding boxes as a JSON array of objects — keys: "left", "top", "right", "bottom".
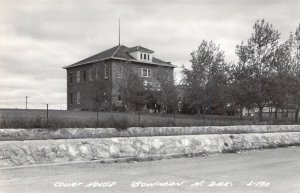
[{"left": 63, "top": 45, "right": 175, "bottom": 111}]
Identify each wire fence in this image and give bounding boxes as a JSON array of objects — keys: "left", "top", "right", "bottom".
[
  {"left": 0, "top": 102, "right": 259, "bottom": 128},
  {"left": 0, "top": 102, "right": 67, "bottom": 110},
  {"left": 0, "top": 102, "right": 298, "bottom": 128}
]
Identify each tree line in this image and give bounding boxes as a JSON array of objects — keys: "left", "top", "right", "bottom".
[{"left": 181, "top": 19, "right": 300, "bottom": 122}]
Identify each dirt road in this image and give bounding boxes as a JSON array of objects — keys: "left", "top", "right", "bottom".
[{"left": 0, "top": 147, "right": 299, "bottom": 193}]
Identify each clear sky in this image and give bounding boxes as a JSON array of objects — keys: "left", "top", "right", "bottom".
[{"left": 0, "top": 0, "right": 299, "bottom": 104}]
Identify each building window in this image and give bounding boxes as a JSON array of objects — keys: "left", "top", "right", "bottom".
[
  {"left": 117, "top": 90, "right": 122, "bottom": 102},
  {"left": 69, "top": 92, "right": 73, "bottom": 104},
  {"left": 69, "top": 72, "right": 73, "bottom": 83},
  {"left": 95, "top": 67, "right": 98, "bottom": 79},
  {"left": 140, "top": 68, "right": 151, "bottom": 78},
  {"left": 144, "top": 54, "right": 146, "bottom": 60},
  {"left": 103, "top": 92, "right": 107, "bottom": 102},
  {"left": 104, "top": 65, "right": 109, "bottom": 79},
  {"left": 83, "top": 70, "right": 87, "bottom": 81},
  {"left": 88, "top": 68, "right": 92, "bottom": 81},
  {"left": 140, "top": 53, "right": 143, "bottom": 60},
  {"left": 77, "top": 91, "right": 80, "bottom": 104},
  {"left": 147, "top": 54, "right": 149, "bottom": 60},
  {"left": 77, "top": 71, "right": 80, "bottom": 82},
  {"left": 118, "top": 65, "right": 123, "bottom": 78}
]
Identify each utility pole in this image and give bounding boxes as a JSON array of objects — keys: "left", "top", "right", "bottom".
[
  {"left": 118, "top": 18, "right": 120, "bottom": 46},
  {"left": 25, "top": 96, "right": 28, "bottom": 110},
  {"left": 46, "top": 104, "right": 49, "bottom": 120}
]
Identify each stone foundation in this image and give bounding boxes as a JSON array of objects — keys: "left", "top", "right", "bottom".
[{"left": 0, "top": 132, "right": 299, "bottom": 168}]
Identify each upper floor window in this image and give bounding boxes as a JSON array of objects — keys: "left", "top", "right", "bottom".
[
  {"left": 148, "top": 55, "right": 149, "bottom": 60},
  {"left": 104, "top": 65, "right": 109, "bottom": 79},
  {"left": 95, "top": 67, "right": 98, "bottom": 79},
  {"left": 144, "top": 54, "right": 146, "bottom": 60},
  {"left": 140, "top": 53, "right": 143, "bottom": 60},
  {"left": 88, "top": 68, "right": 92, "bottom": 81},
  {"left": 117, "top": 65, "right": 123, "bottom": 79},
  {"left": 140, "top": 68, "right": 151, "bottom": 78},
  {"left": 77, "top": 71, "right": 80, "bottom": 82},
  {"left": 83, "top": 70, "right": 87, "bottom": 81},
  {"left": 69, "top": 72, "right": 73, "bottom": 83}
]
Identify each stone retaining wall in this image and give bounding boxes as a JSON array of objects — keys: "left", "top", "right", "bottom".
[
  {"left": 0, "top": 132, "right": 299, "bottom": 168},
  {"left": 1, "top": 125, "right": 300, "bottom": 141}
]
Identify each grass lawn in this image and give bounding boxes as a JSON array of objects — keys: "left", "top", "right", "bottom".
[{"left": 0, "top": 109, "right": 292, "bottom": 129}]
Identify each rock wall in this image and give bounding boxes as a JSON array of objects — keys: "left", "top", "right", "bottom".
[
  {"left": 0, "top": 132, "right": 299, "bottom": 168},
  {"left": 1, "top": 125, "right": 300, "bottom": 141}
]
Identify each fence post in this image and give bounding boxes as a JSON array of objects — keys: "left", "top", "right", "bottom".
[
  {"left": 46, "top": 104, "right": 49, "bottom": 120},
  {"left": 173, "top": 113, "right": 176, "bottom": 126},
  {"left": 96, "top": 107, "right": 99, "bottom": 128},
  {"left": 138, "top": 111, "right": 141, "bottom": 127},
  {"left": 25, "top": 96, "right": 28, "bottom": 110}
]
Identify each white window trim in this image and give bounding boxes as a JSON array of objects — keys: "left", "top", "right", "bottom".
[
  {"left": 77, "top": 71, "right": 80, "bottom": 82},
  {"left": 140, "top": 68, "right": 151, "bottom": 78},
  {"left": 88, "top": 68, "right": 92, "bottom": 81},
  {"left": 77, "top": 91, "right": 80, "bottom": 104}
]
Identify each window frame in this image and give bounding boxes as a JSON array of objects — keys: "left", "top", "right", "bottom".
[
  {"left": 117, "top": 90, "right": 122, "bottom": 102},
  {"left": 83, "top": 70, "right": 87, "bottom": 81},
  {"left": 140, "top": 68, "right": 151, "bottom": 78},
  {"left": 77, "top": 71, "right": 80, "bottom": 83},
  {"left": 104, "top": 65, "right": 109, "bottom": 79},
  {"left": 117, "top": 65, "right": 123, "bottom": 79},
  {"left": 76, "top": 91, "right": 80, "bottom": 104},
  {"left": 69, "top": 72, "right": 73, "bottom": 83},
  {"left": 95, "top": 67, "right": 98, "bottom": 79},
  {"left": 88, "top": 68, "right": 92, "bottom": 81}
]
